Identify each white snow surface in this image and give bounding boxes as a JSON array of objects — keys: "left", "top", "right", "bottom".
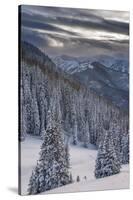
[{"left": 20, "top": 135, "right": 129, "bottom": 195}]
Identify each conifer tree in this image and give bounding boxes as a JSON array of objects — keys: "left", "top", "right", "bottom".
[
  {"left": 71, "top": 95, "right": 78, "bottom": 145},
  {"left": 73, "top": 120, "right": 78, "bottom": 145},
  {"left": 28, "top": 107, "right": 70, "bottom": 194},
  {"left": 95, "top": 125, "right": 121, "bottom": 178},
  {"left": 40, "top": 127, "right": 46, "bottom": 140},
  {"left": 65, "top": 141, "right": 70, "bottom": 169},
  {"left": 111, "top": 120, "right": 121, "bottom": 163},
  {"left": 28, "top": 162, "right": 40, "bottom": 194},
  {"left": 83, "top": 121, "right": 90, "bottom": 148},
  {"left": 32, "top": 96, "right": 40, "bottom": 135},
  {"left": 121, "top": 134, "right": 129, "bottom": 164}
]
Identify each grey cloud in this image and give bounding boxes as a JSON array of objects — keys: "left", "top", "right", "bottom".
[
  {"left": 21, "top": 16, "right": 80, "bottom": 37},
  {"left": 20, "top": 5, "right": 129, "bottom": 57}
]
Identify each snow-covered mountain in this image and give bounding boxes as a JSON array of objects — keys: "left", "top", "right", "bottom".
[
  {"left": 52, "top": 55, "right": 129, "bottom": 74},
  {"left": 110, "top": 60, "right": 129, "bottom": 73},
  {"left": 52, "top": 55, "right": 89, "bottom": 74},
  {"left": 91, "top": 55, "right": 129, "bottom": 73},
  {"left": 52, "top": 55, "right": 129, "bottom": 109}
]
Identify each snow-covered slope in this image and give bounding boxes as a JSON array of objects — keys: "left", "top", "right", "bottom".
[
  {"left": 45, "top": 165, "right": 129, "bottom": 194},
  {"left": 20, "top": 136, "right": 129, "bottom": 195}
]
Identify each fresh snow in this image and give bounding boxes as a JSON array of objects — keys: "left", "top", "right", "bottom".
[{"left": 20, "top": 135, "right": 129, "bottom": 195}]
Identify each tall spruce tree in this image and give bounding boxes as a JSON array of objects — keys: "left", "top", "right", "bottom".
[
  {"left": 110, "top": 119, "right": 121, "bottom": 163},
  {"left": 95, "top": 124, "right": 121, "bottom": 178},
  {"left": 65, "top": 140, "right": 70, "bottom": 169},
  {"left": 83, "top": 121, "right": 90, "bottom": 148},
  {"left": 121, "top": 134, "right": 129, "bottom": 164},
  {"left": 28, "top": 107, "right": 70, "bottom": 194},
  {"left": 28, "top": 162, "right": 40, "bottom": 194},
  {"left": 71, "top": 95, "right": 78, "bottom": 145}
]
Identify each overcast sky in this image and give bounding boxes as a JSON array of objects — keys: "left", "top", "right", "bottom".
[{"left": 20, "top": 5, "right": 129, "bottom": 58}]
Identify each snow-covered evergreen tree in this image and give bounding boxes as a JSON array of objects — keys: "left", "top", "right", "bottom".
[
  {"left": 111, "top": 119, "right": 121, "bottom": 163},
  {"left": 40, "top": 127, "right": 46, "bottom": 140},
  {"left": 65, "top": 141, "right": 70, "bottom": 169},
  {"left": 20, "top": 105, "right": 27, "bottom": 141},
  {"left": 121, "top": 134, "right": 129, "bottom": 164},
  {"left": 32, "top": 96, "right": 40, "bottom": 135},
  {"left": 95, "top": 128, "right": 121, "bottom": 178},
  {"left": 73, "top": 120, "right": 78, "bottom": 145},
  {"left": 83, "top": 121, "right": 90, "bottom": 148},
  {"left": 28, "top": 108, "right": 70, "bottom": 194},
  {"left": 71, "top": 95, "right": 78, "bottom": 145},
  {"left": 28, "top": 162, "right": 40, "bottom": 194}
]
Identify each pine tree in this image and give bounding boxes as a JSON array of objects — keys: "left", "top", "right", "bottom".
[
  {"left": 65, "top": 141, "right": 70, "bottom": 169},
  {"left": 20, "top": 105, "right": 27, "bottom": 141},
  {"left": 28, "top": 108, "right": 70, "bottom": 194},
  {"left": 111, "top": 120, "right": 121, "bottom": 163},
  {"left": 71, "top": 95, "right": 78, "bottom": 145},
  {"left": 95, "top": 129, "right": 121, "bottom": 179},
  {"left": 40, "top": 127, "right": 46, "bottom": 140},
  {"left": 32, "top": 96, "right": 40, "bottom": 135},
  {"left": 28, "top": 163, "right": 40, "bottom": 194},
  {"left": 121, "top": 134, "right": 129, "bottom": 164},
  {"left": 83, "top": 121, "right": 90, "bottom": 148},
  {"left": 73, "top": 120, "right": 78, "bottom": 145}
]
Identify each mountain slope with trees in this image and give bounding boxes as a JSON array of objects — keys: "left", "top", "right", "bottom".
[{"left": 20, "top": 41, "right": 129, "bottom": 166}]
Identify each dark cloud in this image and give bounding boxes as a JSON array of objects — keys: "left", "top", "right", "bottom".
[
  {"left": 20, "top": 5, "right": 129, "bottom": 57},
  {"left": 21, "top": 16, "right": 80, "bottom": 36},
  {"left": 21, "top": 8, "right": 129, "bottom": 35}
]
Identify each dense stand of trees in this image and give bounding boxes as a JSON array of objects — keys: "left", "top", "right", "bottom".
[{"left": 20, "top": 42, "right": 129, "bottom": 184}]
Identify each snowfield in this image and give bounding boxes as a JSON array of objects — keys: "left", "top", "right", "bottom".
[{"left": 20, "top": 135, "right": 129, "bottom": 195}]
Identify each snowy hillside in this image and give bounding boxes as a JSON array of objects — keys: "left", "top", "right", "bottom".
[
  {"left": 45, "top": 165, "right": 129, "bottom": 194},
  {"left": 20, "top": 136, "right": 129, "bottom": 195}
]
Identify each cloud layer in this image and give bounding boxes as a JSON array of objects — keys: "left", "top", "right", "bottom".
[{"left": 20, "top": 5, "right": 129, "bottom": 58}]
